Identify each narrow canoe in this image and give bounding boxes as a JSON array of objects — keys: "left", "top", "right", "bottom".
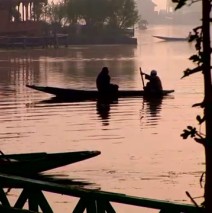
[
  {"left": 0, "top": 151, "right": 101, "bottom": 175},
  {"left": 26, "top": 85, "right": 174, "bottom": 100},
  {"left": 153, "top": 35, "right": 188, "bottom": 41}
]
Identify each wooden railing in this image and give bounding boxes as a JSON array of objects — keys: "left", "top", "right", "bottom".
[{"left": 0, "top": 173, "right": 203, "bottom": 213}]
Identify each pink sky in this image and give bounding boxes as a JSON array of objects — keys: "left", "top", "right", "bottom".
[{"left": 154, "top": 0, "right": 166, "bottom": 10}]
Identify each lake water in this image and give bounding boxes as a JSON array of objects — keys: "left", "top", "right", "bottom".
[{"left": 0, "top": 25, "right": 205, "bottom": 212}]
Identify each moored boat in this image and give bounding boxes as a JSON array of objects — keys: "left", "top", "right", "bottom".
[
  {"left": 26, "top": 85, "right": 174, "bottom": 100},
  {"left": 0, "top": 151, "right": 101, "bottom": 176},
  {"left": 153, "top": 35, "right": 188, "bottom": 41}
]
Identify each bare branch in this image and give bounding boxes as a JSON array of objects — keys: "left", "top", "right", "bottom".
[{"left": 181, "top": 66, "right": 203, "bottom": 79}]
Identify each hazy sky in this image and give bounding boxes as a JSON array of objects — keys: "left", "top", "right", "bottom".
[
  {"left": 154, "top": 0, "right": 166, "bottom": 10},
  {"left": 52, "top": 0, "right": 167, "bottom": 11}
]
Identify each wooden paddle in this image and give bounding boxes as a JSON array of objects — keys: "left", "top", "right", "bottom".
[{"left": 139, "top": 67, "right": 145, "bottom": 90}]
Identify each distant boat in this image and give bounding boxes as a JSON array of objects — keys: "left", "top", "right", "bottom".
[
  {"left": 138, "top": 19, "right": 148, "bottom": 30},
  {"left": 153, "top": 35, "right": 188, "bottom": 41}
]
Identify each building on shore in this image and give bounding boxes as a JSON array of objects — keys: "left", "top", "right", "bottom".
[
  {"left": 136, "top": 0, "right": 201, "bottom": 26},
  {"left": 0, "top": 0, "right": 47, "bottom": 36},
  {"left": 0, "top": 0, "right": 63, "bottom": 48}
]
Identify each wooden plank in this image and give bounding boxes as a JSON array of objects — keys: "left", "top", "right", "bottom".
[{"left": 0, "top": 173, "right": 202, "bottom": 212}]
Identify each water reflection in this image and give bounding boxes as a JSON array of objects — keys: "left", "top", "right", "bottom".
[
  {"left": 144, "top": 97, "right": 163, "bottom": 117},
  {"left": 140, "top": 97, "right": 163, "bottom": 127},
  {"left": 32, "top": 97, "right": 94, "bottom": 105},
  {"left": 0, "top": 47, "right": 137, "bottom": 89},
  {"left": 96, "top": 100, "right": 118, "bottom": 126},
  {"left": 28, "top": 96, "right": 118, "bottom": 127}
]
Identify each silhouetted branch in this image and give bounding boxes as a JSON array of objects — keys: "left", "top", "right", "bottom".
[
  {"left": 192, "top": 102, "right": 204, "bottom": 107},
  {"left": 186, "top": 191, "right": 200, "bottom": 207},
  {"left": 181, "top": 66, "right": 203, "bottom": 78}
]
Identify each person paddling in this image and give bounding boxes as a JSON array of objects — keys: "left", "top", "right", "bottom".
[
  {"left": 140, "top": 69, "right": 163, "bottom": 93},
  {"left": 96, "top": 67, "right": 119, "bottom": 94}
]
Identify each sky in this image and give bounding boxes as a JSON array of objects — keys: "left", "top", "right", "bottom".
[
  {"left": 52, "top": 0, "right": 167, "bottom": 11},
  {"left": 154, "top": 0, "right": 167, "bottom": 10}
]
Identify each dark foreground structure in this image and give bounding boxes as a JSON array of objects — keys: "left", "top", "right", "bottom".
[{"left": 0, "top": 173, "right": 202, "bottom": 212}]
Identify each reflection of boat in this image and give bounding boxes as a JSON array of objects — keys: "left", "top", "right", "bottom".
[
  {"left": 153, "top": 35, "right": 188, "bottom": 41},
  {"left": 26, "top": 85, "right": 174, "bottom": 100},
  {"left": 31, "top": 96, "right": 89, "bottom": 105},
  {"left": 0, "top": 151, "right": 101, "bottom": 176}
]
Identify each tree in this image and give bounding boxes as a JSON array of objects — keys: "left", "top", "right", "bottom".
[
  {"left": 66, "top": 0, "right": 109, "bottom": 30},
  {"left": 31, "top": 1, "right": 47, "bottom": 21},
  {"left": 106, "top": 0, "right": 139, "bottom": 30},
  {"left": 45, "top": 1, "right": 67, "bottom": 26},
  {"left": 173, "top": 0, "right": 211, "bottom": 212},
  {"left": 64, "top": 0, "right": 139, "bottom": 34},
  {"left": 35, "top": 0, "right": 139, "bottom": 37}
]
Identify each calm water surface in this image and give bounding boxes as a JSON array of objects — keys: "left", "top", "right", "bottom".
[{"left": 0, "top": 25, "right": 205, "bottom": 212}]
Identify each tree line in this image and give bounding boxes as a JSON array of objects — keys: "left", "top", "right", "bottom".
[{"left": 39, "top": 0, "right": 139, "bottom": 36}]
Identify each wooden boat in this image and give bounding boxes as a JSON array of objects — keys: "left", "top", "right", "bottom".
[
  {"left": 153, "top": 35, "right": 188, "bottom": 41},
  {"left": 0, "top": 151, "right": 101, "bottom": 175},
  {"left": 26, "top": 85, "right": 174, "bottom": 100}
]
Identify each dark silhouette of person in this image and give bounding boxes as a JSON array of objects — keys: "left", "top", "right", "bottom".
[
  {"left": 96, "top": 67, "right": 119, "bottom": 95},
  {"left": 142, "top": 70, "right": 163, "bottom": 94}
]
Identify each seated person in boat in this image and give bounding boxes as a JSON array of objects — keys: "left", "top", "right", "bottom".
[
  {"left": 96, "top": 67, "right": 119, "bottom": 94},
  {"left": 142, "top": 70, "right": 163, "bottom": 93}
]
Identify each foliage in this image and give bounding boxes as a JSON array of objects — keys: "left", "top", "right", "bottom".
[
  {"left": 173, "top": 0, "right": 212, "bottom": 211},
  {"left": 31, "top": 2, "right": 47, "bottom": 21},
  {"left": 55, "top": 0, "right": 139, "bottom": 33},
  {"left": 173, "top": 0, "right": 206, "bottom": 147},
  {"left": 66, "top": 0, "right": 109, "bottom": 28},
  {"left": 45, "top": 1, "right": 68, "bottom": 26},
  {"left": 10, "top": 7, "right": 21, "bottom": 22},
  {"left": 106, "top": 0, "right": 139, "bottom": 30}
]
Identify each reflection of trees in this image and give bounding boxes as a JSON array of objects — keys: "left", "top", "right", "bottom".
[
  {"left": 0, "top": 45, "right": 137, "bottom": 94},
  {"left": 0, "top": 51, "right": 43, "bottom": 90}
]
